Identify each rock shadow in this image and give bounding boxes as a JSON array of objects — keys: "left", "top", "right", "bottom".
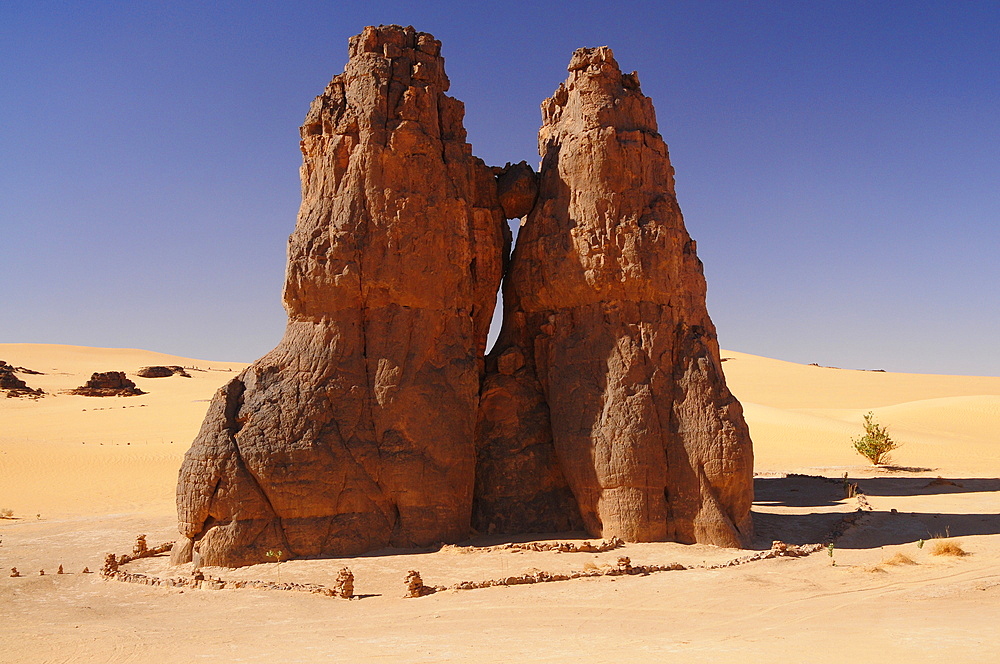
[{"left": 750, "top": 475, "right": 1000, "bottom": 550}]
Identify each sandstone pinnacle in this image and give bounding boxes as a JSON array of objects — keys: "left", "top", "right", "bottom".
[{"left": 173, "top": 29, "right": 753, "bottom": 567}]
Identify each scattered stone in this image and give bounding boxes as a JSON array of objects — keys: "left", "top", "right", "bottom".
[
  {"left": 404, "top": 570, "right": 438, "bottom": 598},
  {"left": 10, "top": 567, "right": 19, "bottom": 578},
  {"left": 465, "top": 537, "right": 624, "bottom": 554},
  {"left": 70, "top": 372, "right": 145, "bottom": 397}
]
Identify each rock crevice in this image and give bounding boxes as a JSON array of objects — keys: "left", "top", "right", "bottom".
[{"left": 174, "top": 29, "right": 752, "bottom": 567}]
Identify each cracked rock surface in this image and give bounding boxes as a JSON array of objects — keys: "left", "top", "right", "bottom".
[
  {"left": 474, "top": 47, "right": 754, "bottom": 547},
  {"left": 173, "top": 25, "right": 507, "bottom": 567},
  {"left": 174, "top": 29, "right": 753, "bottom": 567}
]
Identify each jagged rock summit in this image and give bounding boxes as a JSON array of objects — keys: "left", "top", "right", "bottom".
[
  {"left": 173, "top": 28, "right": 752, "bottom": 567},
  {"left": 173, "top": 25, "right": 507, "bottom": 567},
  {"left": 475, "top": 46, "right": 753, "bottom": 547}
]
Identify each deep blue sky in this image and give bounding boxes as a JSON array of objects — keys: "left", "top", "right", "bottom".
[{"left": 3, "top": 1, "right": 998, "bottom": 375}]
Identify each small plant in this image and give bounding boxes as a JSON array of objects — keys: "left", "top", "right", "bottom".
[
  {"left": 0, "top": 508, "right": 13, "bottom": 518},
  {"left": 882, "top": 553, "right": 917, "bottom": 566},
  {"left": 852, "top": 412, "right": 901, "bottom": 465},
  {"left": 265, "top": 549, "right": 284, "bottom": 582},
  {"left": 930, "top": 539, "right": 967, "bottom": 557}
]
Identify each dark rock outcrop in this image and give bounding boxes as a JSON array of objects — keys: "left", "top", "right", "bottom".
[
  {"left": 474, "top": 47, "right": 753, "bottom": 547},
  {"left": 173, "top": 25, "right": 507, "bottom": 567},
  {"left": 136, "top": 365, "right": 191, "bottom": 378},
  {"left": 0, "top": 361, "right": 44, "bottom": 398},
  {"left": 70, "top": 372, "right": 145, "bottom": 397}
]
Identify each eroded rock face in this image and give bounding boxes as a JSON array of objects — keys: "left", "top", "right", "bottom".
[
  {"left": 173, "top": 25, "right": 507, "bottom": 567},
  {"left": 475, "top": 47, "right": 753, "bottom": 547}
]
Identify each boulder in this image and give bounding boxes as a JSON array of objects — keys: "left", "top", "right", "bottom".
[
  {"left": 475, "top": 47, "right": 754, "bottom": 547},
  {"left": 173, "top": 25, "right": 507, "bottom": 567},
  {"left": 494, "top": 161, "right": 539, "bottom": 220}
]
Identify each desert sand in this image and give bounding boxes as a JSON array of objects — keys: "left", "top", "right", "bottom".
[{"left": 2, "top": 343, "right": 999, "bottom": 662}]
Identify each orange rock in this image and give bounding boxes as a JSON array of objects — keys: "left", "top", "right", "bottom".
[
  {"left": 173, "top": 25, "right": 506, "bottom": 567},
  {"left": 475, "top": 47, "right": 753, "bottom": 547}
]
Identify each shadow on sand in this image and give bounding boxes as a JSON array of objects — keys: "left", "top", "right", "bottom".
[{"left": 752, "top": 474, "right": 1000, "bottom": 550}]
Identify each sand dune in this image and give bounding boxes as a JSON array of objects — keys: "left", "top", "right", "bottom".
[
  {"left": 2, "top": 343, "right": 999, "bottom": 662},
  {"left": 722, "top": 350, "right": 1000, "bottom": 475}
]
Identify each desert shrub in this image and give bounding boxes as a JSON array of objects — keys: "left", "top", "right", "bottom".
[
  {"left": 930, "top": 540, "right": 967, "bottom": 557},
  {"left": 882, "top": 553, "right": 917, "bottom": 566},
  {"left": 0, "top": 508, "right": 13, "bottom": 518},
  {"left": 852, "top": 412, "right": 901, "bottom": 465}
]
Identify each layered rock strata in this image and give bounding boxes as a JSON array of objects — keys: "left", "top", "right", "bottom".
[
  {"left": 475, "top": 47, "right": 753, "bottom": 547},
  {"left": 173, "top": 25, "right": 507, "bottom": 567}
]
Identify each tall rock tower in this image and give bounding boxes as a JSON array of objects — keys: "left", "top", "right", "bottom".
[
  {"left": 173, "top": 25, "right": 507, "bottom": 567},
  {"left": 173, "top": 31, "right": 754, "bottom": 567},
  {"left": 474, "top": 47, "right": 753, "bottom": 547}
]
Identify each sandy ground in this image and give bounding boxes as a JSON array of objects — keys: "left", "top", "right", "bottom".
[{"left": 2, "top": 343, "right": 999, "bottom": 663}]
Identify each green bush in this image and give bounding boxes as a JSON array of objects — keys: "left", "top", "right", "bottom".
[{"left": 852, "top": 411, "right": 901, "bottom": 465}]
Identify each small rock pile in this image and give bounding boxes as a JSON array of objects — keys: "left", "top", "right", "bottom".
[{"left": 404, "top": 570, "right": 439, "bottom": 598}]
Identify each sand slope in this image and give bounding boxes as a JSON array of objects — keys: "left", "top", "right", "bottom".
[
  {"left": 2, "top": 344, "right": 999, "bottom": 663},
  {"left": 722, "top": 350, "right": 1000, "bottom": 474},
  {"left": 0, "top": 344, "right": 247, "bottom": 518}
]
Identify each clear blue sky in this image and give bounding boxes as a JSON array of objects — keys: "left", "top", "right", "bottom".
[{"left": 3, "top": 1, "right": 998, "bottom": 375}]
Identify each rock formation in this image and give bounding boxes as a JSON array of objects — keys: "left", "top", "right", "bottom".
[
  {"left": 474, "top": 47, "right": 753, "bottom": 547},
  {"left": 172, "top": 28, "right": 753, "bottom": 567},
  {"left": 136, "top": 365, "right": 191, "bottom": 378},
  {"left": 70, "top": 372, "right": 144, "bottom": 397},
  {"left": 173, "top": 25, "right": 507, "bottom": 567},
  {"left": 0, "top": 361, "right": 44, "bottom": 398}
]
